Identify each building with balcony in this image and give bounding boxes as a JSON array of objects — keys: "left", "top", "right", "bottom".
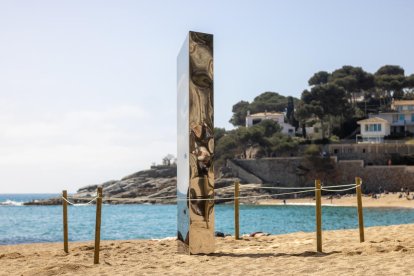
[{"left": 369, "top": 100, "right": 414, "bottom": 135}]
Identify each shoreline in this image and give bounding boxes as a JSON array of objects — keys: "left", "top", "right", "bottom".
[
  {"left": 255, "top": 193, "right": 414, "bottom": 209},
  {"left": 4, "top": 192, "right": 414, "bottom": 209},
  {"left": 1, "top": 224, "right": 413, "bottom": 275}
]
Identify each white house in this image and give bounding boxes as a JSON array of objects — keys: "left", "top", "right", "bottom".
[
  {"left": 369, "top": 100, "right": 414, "bottom": 135},
  {"left": 245, "top": 111, "right": 296, "bottom": 136},
  {"left": 356, "top": 117, "right": 390, "bottom": 143}
]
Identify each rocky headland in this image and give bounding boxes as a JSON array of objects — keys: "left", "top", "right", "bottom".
[{"left": 24, "top": 165, "right": 256, "bottom": 205}]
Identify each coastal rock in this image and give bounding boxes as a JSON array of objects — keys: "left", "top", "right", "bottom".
[{"left": 24, "top": 165, "right": 268, "bottom": 205}]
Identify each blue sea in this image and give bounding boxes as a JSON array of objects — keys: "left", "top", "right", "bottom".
[{"left": 1, "top": 194, "right": 414, "bottom": 245}]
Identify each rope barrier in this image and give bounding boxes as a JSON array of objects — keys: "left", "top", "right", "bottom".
[
  {"left": 239, "top": 182, "right": 359, "bottom": 190},
  {"left": 321, "top": 185, "right": 360, "bottom": 192},
  {"left": 61, "top": 178, "right": 366, "bottom": 261},
  {"left": 198, "top": 189, "right": 318, "bottom": 201},
  {"left": 103, "top": 195, "right": 177, "bottom": 202},
  {"left": 61, "top": 183, "right": 360, "bottom": 204},
  {"left": 96, "top": 189, "right": 320, "bottom": 202},
  {"left": 321, "top": 183, "right": 357, "bottom": 189},
  {"left": 240, "top": 185, "right": 315, "bottom": 190},
  {"left": 62, "top": 196, "right": 99, "bottom": 206}
]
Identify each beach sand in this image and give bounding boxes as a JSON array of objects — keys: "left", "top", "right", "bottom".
[
  {"left": 257, "top": 192, "right": 414, "bottom": 208},
  {"left": 1, "top": 224, "right": 413, "bottom": 276}
]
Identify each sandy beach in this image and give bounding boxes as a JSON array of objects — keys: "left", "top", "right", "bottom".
[
  {"left": 257, "top": 192, "right": 414, "bottom": 208},
  {"left": 0, "top": 223, "right": 413, "bottom": 276}
]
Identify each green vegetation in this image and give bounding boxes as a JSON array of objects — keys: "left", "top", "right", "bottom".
[
  {"left": 214, "top": 120, "right": 300, "bottom": 169},
  {"left": 297, "top": 65, "right": 414, "bottom": 139},
  {"left": 214, "top": 64, "right": 414, "bottom": 170},
  {"left": 304, "top": 144, "right": 320, "bottom": 156}
]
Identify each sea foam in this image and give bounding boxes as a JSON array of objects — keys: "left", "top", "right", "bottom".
[{"left": 0, "top": 200, "right": 24, "bottom": 206}]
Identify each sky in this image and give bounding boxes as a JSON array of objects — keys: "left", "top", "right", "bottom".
[{"left": 1, "top": 0, "right": 414, "bottom": 193}]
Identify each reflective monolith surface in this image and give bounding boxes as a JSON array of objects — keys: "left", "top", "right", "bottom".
[{"left": 177, "top": 31, "right": 214, "bottom": 254}]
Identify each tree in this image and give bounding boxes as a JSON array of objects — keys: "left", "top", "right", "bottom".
[
  {"left": 376, "top": 65, "right": 404, "bottom": 75},
  {"left": 329, "top": 66, "right": 374, "bottom": 105},
  {"left": 214, "top": 127, "right": 226, "bottom": 142},
  {"left": 405, "top": 74, "right": 414, "bottom": 91},
  {"left": 295, "top": 102, "right": 313, "bottom": 138},
  {"left": 245, "top": 120, "right": 292, "bottom": 157},
  {"left": 229, "top": 101, "right": 249, "bottom": 127},
  {"left": 286, "top": 96, "right": 299, "bottom": 128},
  {"left": 163, "top": 154, "right": 175, "bottom": 166},
  {"left": 214, "top": 133, "right": 239, "bottom": 168},
  {"left": 234, "top": 126, "right": 251, "bottom": 156},
  {"left": 308, "top": 71, "right": 330, "bottom": 86},
  {"left": 249, "top": 92, "right": 293, "bottom": 113},
  {"left": 301, "top": 84, "right": 349, "bottom": 138},
  {"left": 403, "top": 74, "right": 414, "bottom": 100},
  {"left": 250, "top": 119, "right": 282, "bottom": 138},
  {"left": 374, "top": 65, "right": 406, "bottom": 107},
  {"left": 266, "top": 133, "right": 299, "bottom": 156}
]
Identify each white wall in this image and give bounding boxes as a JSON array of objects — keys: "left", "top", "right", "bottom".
[
  {"left": 360, "top": 122, "right": 390, "bottom": 137},
  {"left": 245, "top": 114, "right": 295, "bottom": 136}
]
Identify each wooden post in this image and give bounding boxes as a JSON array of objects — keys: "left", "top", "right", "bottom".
[
  {"left": 234, "top": 181, "right": 240, "bottom": 240},
  {"left": 315, "top": 179, "right": 322, "bottom": 252},
  {"left": 356, "top": 177, "right": 365, "bottom": 242},
  {"left": 94, "top": 187, "right": 103, "bottom": 264},
  {"left": 62, "top": 190, "right": 69, "bottom": 253}
]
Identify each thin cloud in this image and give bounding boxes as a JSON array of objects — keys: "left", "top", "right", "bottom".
[{"left": 0, "top": 104, "right": 175, "bottom": 193}]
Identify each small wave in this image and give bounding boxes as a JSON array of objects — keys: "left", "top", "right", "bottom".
[{"left": 0, "top": 200, "right": 24, "bottom": 206}]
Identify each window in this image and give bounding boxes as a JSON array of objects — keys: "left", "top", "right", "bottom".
[
  {"left": 399, "top": 114, "right": 405, "bottom": 121},
  {"left": 411, "top": 113, "right": 414, "bottom": 122},
  {"left": 366, "top": 123, "right": 382, "bottom": 132},
  {"left": 362, "top": 149, "right": 366, "bottom": 153},
  {"left": 252, "top": 119, "right": 262, "bottom": 125},
  {"left": 392, "top": 114, "right": 398, "bottom": 122}
]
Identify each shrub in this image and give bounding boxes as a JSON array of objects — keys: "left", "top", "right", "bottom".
[{"left": 304, "top": 144, "right": 320, "bottom": 156}]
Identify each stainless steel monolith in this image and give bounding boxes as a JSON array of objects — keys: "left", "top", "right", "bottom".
[{"left": 177, "top": 31, "right": 214, "bottom": 254}]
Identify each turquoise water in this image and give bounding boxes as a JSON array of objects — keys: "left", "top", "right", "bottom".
[{"left": 1, "top": 195, "right": 414, "bottom": 245}]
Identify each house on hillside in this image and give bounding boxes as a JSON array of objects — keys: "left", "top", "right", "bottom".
[
  {"left": 369, "top": 100, "right": 414, "bottom": 135},
  {"left": 245, "top": 111, "right": 296, "bottom": 136},
  {"left": 356, "top": 117, "right": 390, "bottom": 143}
]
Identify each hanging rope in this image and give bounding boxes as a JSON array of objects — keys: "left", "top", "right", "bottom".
[
  {"left": 322, "top": 183, "right": 357, "bottom": 189},
  {"left": 61, "top": 182, "right": 360, "bottom": 204},
  {"left": 238, "top": 183, "right": 358, "bottom": 190},
  {"left": 62, "top": 196, "right": 99, "bottom": 206},
  {"left": 94, "top": 188, "right": 320, "bottom": 202},
  {"left": 240, "top": 185, "right": 316, "bottom": 190},
  {"left": 321, "top": 185, "right": 359, "bottom": 192}
]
